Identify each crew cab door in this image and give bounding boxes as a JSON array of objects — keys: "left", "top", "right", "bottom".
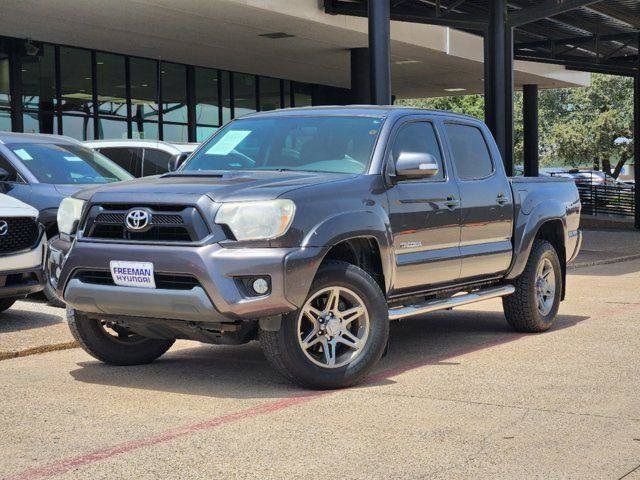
[
  {"left": 442, "top": 121, "right": 514, "bottom": 279},
  {"left": 386, "top": 118, "right": 462, "bottom": 293}
]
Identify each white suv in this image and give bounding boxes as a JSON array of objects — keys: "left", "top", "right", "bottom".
[{"left": 0, "top": 194, "right": 46, "bottom": 314}]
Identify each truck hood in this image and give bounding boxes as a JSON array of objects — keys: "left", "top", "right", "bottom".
[{"left": 77, "top": 170, "right": 356, "bottom": 203}]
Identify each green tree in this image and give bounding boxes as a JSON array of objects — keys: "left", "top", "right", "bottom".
[{"left": 398, "top": 73, "right": 634, "bottom": 177}]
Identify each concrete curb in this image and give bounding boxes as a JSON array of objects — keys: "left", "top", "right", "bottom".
[{"left": 569, "top": 253, "right": 640, "bottom": 270}]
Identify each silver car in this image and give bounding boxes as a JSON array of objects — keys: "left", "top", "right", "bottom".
[{"left": 84, "top": 140, "right": 199, "bottom": 178}]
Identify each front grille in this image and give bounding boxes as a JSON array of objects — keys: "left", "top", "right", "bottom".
[
  {"left": 0, "top": 270, "right": 41, "bottom": 288},
  {"left": 83, "top": 204, "right": 209, "bottom": 243},
  {"left": 0, "top": 217, "right": 40, "bottom": 254},
  {"left": 94, "top": 213, "right": 184, "bottom": 225},
  {"left": 74, "top": 270, "right": 201, "bottom": 290}
]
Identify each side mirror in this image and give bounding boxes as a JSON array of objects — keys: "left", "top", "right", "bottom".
[
  {"left": 395, "top": 152, "right": 439, "bottom": 178},
  {"left": 0, "top": 167, "right": 10, "bottom": 181},
  {"left": 168, "top": 154, "right": 187, "bottom": 173}
]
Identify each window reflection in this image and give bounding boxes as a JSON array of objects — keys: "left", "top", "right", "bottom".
[
  {"left": 233, "top": 73, "right": 256, "bottom": 118},
  {"left": 0, "top": 53, "right": 9, "bottom": 108},
  {"left": 130, "top": 57, "right": 158, "bottom": 138},
  {"left": 221, "top": 71, "right": 232, "bottom": 124},
  {"left": 59, "top": 47, "right": 93, "bottom": 114},
  {"left": 259, "top": 77, "right": 281, "bottom": 111},
  {"left": 0, "top": 109, "right": 10, "bottom": 132},
  {"left": 293, "top": 82, "right": 313, "bottom": 107},
  {"left": 20, "top": 44, "right": 56, "bottom": 134},
  {"left": 195, "top": 67, "right": 219, "bottom": 127},
  {"left": 161, "top": 62, "right": 188, "bottom": 141},
  {"left": 3, "top": 37, "right": 313, "bottom": 141}
]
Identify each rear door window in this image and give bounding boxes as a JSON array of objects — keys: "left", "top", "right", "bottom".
[
  {"left": 445, "top": 123, "right": 494, "bottom": 180},
  {"left": 98, "top": 147, "right": 142, "bottom": 177},
  {"left": 142, "top": 149, "right": 172, "bottom": 176}
]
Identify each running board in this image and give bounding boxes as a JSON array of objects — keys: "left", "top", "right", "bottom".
[{"left": 388, "top": 285, "right": 515, "bottom": 321}]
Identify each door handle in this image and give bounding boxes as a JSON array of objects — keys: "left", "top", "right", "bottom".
[
  {"left": 496, "top": 192, "right": 508, "bottom": 205},
  {"left": 444, "top": 195, "right": 460, "bottom": 209}
]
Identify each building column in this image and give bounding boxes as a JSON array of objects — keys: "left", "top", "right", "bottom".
[
  {"left": 634, "top": 74, "right": 640, "bottom": 229},
  {"left": 484, "top": 0, "right": 514, "bottom": 175},
  {"left": 523, "top": 84, "right": 539, "bottom": 177},
  {"left": 368, "top": 0, "right": 391, "bottom": 105},
  {"left": 351, "top": 48, "right": 371, "bottom": 104}
]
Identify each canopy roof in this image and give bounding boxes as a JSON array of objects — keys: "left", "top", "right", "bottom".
[{"left": 325, "top": 0, "right": 640, "bottom": 75}]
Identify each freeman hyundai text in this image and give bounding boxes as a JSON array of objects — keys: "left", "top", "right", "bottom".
[{"left": 48, "top": 107, "right": 582, "bottom": 389}]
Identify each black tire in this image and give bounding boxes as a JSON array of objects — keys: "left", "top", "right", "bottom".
[
  {"left": 67, "top": 308, "right": 175, "bottom": 365},
  {"left": 44, "top": 280, "right": 65, "bottom": 308},
  {"left": 259, "top": 260, "right": 389, "bottom": 389},
  {"left": 503, "top": 240, "right": 562, "bottom": 333},
  {"left": 0, "top": 298, "right": 17, "bottom": 313},
  {"left": 44, "top": 235, "right": 65, "bottom": 308}
]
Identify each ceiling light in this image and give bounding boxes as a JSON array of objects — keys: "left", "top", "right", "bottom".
[
  {"left": 395, "top": 59, "right": 421, "bottom": 65},
  {"left": 141, "top": 83, "right": 148, "bottom": 87},
  {"left": 444, "top": 88, "right": 467, "bottom": 92},
  {"left": 259, "top": 32, "right": 295, "bottom": 39}
]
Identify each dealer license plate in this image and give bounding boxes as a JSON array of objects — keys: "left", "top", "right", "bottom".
[{"left": 109, "top": 261, "right": 156, "bottom": 289}]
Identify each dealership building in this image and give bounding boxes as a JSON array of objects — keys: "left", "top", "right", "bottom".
[{"left": 0, "top": 0, "right": 589, "bottom": 144}]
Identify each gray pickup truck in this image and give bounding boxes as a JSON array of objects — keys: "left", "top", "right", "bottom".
[{"left": 49, "top": 107, "right": 581, "bottom": 389}]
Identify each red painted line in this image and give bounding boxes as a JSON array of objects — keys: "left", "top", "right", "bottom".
[
  {"left": 4, "top": 393, "right": 325, "bottom": 480},
  {"left": 5, "top": 305, "right": 621, "bottom": 480},
  {"left": 2, "top": 331, "right": 527, "bottom": 480}
]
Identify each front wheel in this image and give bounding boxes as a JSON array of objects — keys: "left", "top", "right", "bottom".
[
  {"left": 260, "top": 261, "right": 389, "bottom": 389},
  {"left": 503, "top": 240, "right": 562, "bottom": 333},
  {"left": 67, "top": 308, "right": 175, "bottom": 365}
]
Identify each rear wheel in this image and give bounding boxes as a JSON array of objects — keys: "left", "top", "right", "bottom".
[
  {"left": 67, "top": 308, "right": 175, "bottom": 365},
  {"left": 0, "top": 298, "right": 17, "bottom": 314},
  {"left": 503, "top": 240, "right": 562, "bottom": 333},
  {"left": 259, "top": 261, "right": 389, "bottom": 389}
]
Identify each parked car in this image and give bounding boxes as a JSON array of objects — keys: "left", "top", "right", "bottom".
[
  {"left": 0, "top": 132, "right": 133, "bottom": 305},
  {"left": 548, "top": 169, "right": 633, "bottom": 189},
  {"left": 0, "top": 194, "right": 46, "bottom": 314},
  {"left": 84, "top": 140, "right": 200, "bottom": 178},
  {"left": 49, "top": 107, "right": 581, "bottom": 389}
]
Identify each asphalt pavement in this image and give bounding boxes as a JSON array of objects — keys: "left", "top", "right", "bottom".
[{"left": 1, "top": 249, "right": 640, "bottom": 479}]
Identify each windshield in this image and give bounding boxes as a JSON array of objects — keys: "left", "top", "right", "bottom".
[
  {"left": 9, "top": 142, "right": 133, "bottom": 184},
  {"left": 182, "top": 116, "right": 384, "bottom": 174}
]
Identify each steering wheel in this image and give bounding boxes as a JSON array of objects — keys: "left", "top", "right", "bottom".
[{"left": 226, "top": 150, "right": 256, "bottom": 168}]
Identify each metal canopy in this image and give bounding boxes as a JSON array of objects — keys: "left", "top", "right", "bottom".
[{"left": 325, "top": 0, "right": 640, "bottom": 75}]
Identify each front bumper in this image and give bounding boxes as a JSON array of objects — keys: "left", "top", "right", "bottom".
[
  {"left": 50, "top": 237, "right": 324, "bottom": 323},
  {"left": 0, "top": 234, "right": 46, "bottom": 299}
]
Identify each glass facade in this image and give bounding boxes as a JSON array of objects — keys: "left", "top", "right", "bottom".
[{"left": 0, "top": 36, "right": 321, "bottom": 142}]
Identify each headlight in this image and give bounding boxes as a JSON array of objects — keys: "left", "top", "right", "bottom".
[
  {"left": 57, "top": 198, "right": 86, "bottom": 235},
  {"left": 215, "top": 199, "right": 295, "bottom": 241}
]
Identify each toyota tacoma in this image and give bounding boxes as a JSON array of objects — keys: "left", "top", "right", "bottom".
[{"left": 48, "top": 107, "right": 582, "bottom": 389}]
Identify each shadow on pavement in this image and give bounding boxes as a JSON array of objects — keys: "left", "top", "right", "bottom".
[
  {"left": 70, "top": 309, "right": 589, "bottom": 399},
  {"left": 0, "top": 304, "right": 64, "bottom": 333}
]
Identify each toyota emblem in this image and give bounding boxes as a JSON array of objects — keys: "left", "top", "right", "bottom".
[
  {"left": 125, "top": 209, "right": 151, "bottom": 231},
  {"left": 0, "top": 220, "right": 8, "bottom": 236}
]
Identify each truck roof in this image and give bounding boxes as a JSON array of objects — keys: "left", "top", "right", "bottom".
[{"left": 241, "top": 105, "right": 479, "bottom": 122}]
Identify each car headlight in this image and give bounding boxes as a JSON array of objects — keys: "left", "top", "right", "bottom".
[
  {"left": 57, "top": 198, "right": 86, "bottom": 235},
  {"left": 215, "top": 199, "right": 295, "bottom": 241}
]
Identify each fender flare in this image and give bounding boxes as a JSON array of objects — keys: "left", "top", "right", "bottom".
[
  {"left": 301, "top": 210, "right": 395, "bottom": 293},
  {"left": 507, "top": 199, "right": 567, "bottom": 280}
]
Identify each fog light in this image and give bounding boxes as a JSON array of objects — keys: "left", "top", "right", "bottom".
[{"left": 252, "top": 278, "right": 269, "bottom": 295}]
